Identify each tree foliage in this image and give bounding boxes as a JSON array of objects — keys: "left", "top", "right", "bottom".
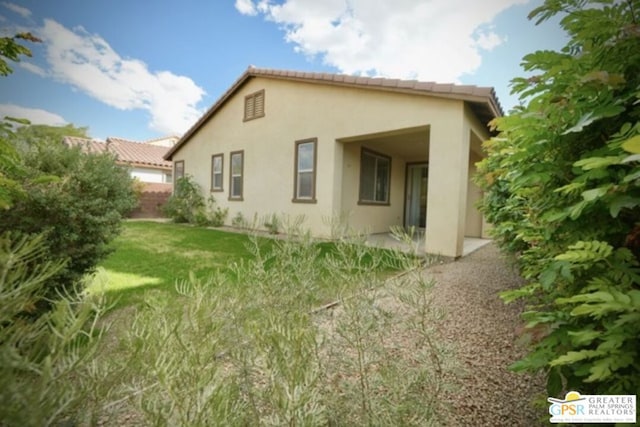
[
  {"left": 477, "top": 0, "right": 640, "bottom": 396},
  {"left": 0, "top": 32, "right": 40, "bottom": 77},
  {"left": 0, "top": 139, "right": 137, "bottom": 300},
  {"left": 14, "top": 123, "right": 89, "bottom": 145},
  {"left": 0, "top": 32, "right": 39, "bottom": 209}
]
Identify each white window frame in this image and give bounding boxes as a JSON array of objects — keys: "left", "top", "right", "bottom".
[
  {"left": 229, "top": 150, "right": 244, "bottom": 200},
  {"left": 359, "top": 148, "right": 391, "bottom": 205},
  {"left": 211, "top": 153, "right": 223, "bottom": 192},
  {"left": 293, "top": 138, "right": 317, "bottom": 203}
]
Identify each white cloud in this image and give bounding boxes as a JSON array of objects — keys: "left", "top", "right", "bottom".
[
  {"left": 235, "top": 0, "right": 257, "bottom": 16},
  {"left": 474, "top": 26, "right": 504, "bottom": 51},
  {"left": 1, "top": 2, "right": 31, "bottom": 19},
  {"left": 18, "top": 61, "right": 47, "bottom": 77},
  {"left": 35, "top": 19, "right": 205, "bottom": 135},
  {"left": 0, "top": 103, "right": 67, "bottom": 126},
  {"left": 237, "top": 0, "right": 527, "bottom": 82}
]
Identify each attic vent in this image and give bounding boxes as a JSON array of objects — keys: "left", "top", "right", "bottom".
[{"left": 244, "top": 89, "right": 265, "bottom": 121}]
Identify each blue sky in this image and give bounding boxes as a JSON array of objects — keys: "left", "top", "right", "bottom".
[{"left": 0, "top": 0, "right": 567, "bottom": 141}]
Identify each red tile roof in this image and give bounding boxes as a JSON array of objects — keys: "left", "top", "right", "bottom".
[
  {"left": 165, "top": 67, "right": 503, "bottom": 160},
  {"left": 63, "top": 136, "right": 172, "bottom": 170}
]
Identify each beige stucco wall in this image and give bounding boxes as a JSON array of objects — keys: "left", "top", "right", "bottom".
[
  {"left": 171, "top": 76, "right": 492, "bottom": 256},
  {"left": 465, "top": 109, "right": 492, "bottom": 240},
  {"left": 465, "top": 151, "right": 483, "bottom": 237}
]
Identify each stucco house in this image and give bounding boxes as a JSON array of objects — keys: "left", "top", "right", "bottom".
[{"left": 164, "top": 67, "right": 502, "bottom": 258}]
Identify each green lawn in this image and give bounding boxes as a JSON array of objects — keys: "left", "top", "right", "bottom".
[
  {"left": 90, "top": 221, "right": 260, "bottom": 305},
  {"left": 90, "top": 221, "right": 400, "bottom": 308}
]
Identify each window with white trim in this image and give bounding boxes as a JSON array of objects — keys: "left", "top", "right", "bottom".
[
  {"left": 211, "top": 153, "right": 223, "bottom": 191},
  {"left": 359, "top": 149, "right": 391, "bottom": 204},
  {"left": 229, "top": 151, "right": 244, "bottom": 200},
  {"left": 293, "top": 139, "right": 317, "bottom": 202}
]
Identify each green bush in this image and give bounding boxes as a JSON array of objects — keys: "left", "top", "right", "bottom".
[
  {"left": 262, "top": 213, "right": 281, "bottom": 234},
  {"left": 0, "top": 233, "right": 109, "bottom": 426},
  {"left": 0, "top": 140, "right": 137, "bottom": 300},
  {"left": 163, "top": 175, "right": 205, "bottom": 223},
  {"left": 163, "top": 175, "right": 228, "bottom": 226},
  {"left": 477, "top": 0, "right": 640, "bottom": 396},
  {"left": 231, "top": 211, "right": 247, "bottom": 228}
]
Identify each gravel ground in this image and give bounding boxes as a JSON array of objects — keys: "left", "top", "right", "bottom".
[{"left": 421, "top": 243, "right": 546, "bottom": 426}]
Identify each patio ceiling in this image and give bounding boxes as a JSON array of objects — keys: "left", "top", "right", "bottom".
[{"left": 338, "top": 125, "right": 430, "bottom": 160}]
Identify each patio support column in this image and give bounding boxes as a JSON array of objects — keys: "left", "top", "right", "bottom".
[{"left": 425, "top": 108, "right": 470, "bottom": 258}]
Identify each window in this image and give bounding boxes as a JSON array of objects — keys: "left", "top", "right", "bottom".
[
  {"left": 211, "top": 153, "right": 223, "bottom": 191},
  {"left": 229, "top": 151, "right": 244, "bottom": 200},
  {"left": 244, "top": 89, "right": 265, "bottom": 121},
  {"left": 174, "top": 160, "right": 184, "bottom": 181},
  {"left": 164, "top": 172, "right": 173, "bottom": 183},
  {"left": 359, "top": 149, "right": 391, "bottom": 204},
  {"left": 293, "top": 138, "right": 317, "bottom": 203}
]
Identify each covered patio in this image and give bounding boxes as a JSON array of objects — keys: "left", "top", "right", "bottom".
[{"left": 337, "top": 117, "right": 489, "bottom": 259}]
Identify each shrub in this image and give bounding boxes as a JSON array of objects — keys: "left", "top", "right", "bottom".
[
  {"left": 0, "top": 233, "right": 109, "bottom": 425},
  {"left": 208, "top": 196, "right": 229, "bottom": 227},
  {"left": 262, "top": 213, "right": 281, "bottom": 234},
  {"left": 477, "top": 0, "right": 640, "bottom": 396},
  {"left": 0, "top": 140, "right": 137, "bottom": 299},
  {"left": 97, "top": 223, "right": 447, "bottom": 425},
  {"left": 163, "top": 175, "right": 205, "bottom": 223},
  {"left": 163, "top": 176, "right": 228, "bottom": 226},
  {"left": 231, "top": 211, "right": 247, "bottom": 228}
]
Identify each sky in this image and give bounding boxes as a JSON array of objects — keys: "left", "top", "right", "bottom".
[{"left": 0, "top": 0, "right": 568, "bottom": 141}]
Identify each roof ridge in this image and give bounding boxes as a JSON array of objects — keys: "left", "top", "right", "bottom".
[
  {"left": 248, "top": 66, "right": 493, "bottom": 93},
  {"left": 246, "top": 67, "right": 503, "bottom": 116}
]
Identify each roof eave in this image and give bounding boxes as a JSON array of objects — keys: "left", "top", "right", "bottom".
[{"left": 164, "top": 67, "right": 504, "bottom": 160}]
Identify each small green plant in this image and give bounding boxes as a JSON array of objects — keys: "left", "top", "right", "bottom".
[
  {"left": 262, "top": 213, "right": 281, "bottom": 234},
  {"left": 231, "top": 211, "right": 247, "bottom": 228},
  {"left": 207, "top": 196, "right": 229, "bottom": 227}
]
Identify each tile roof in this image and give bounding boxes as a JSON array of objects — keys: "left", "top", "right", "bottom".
[
  {"left": 165, "top": 67, "right": 503, "bottom": 160},
  {"left": 63, "top": 136, "right": 172, "bottom": 170}
]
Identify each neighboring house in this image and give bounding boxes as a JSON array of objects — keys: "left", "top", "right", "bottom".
[
  {"left": 64, "top": 135, "right": 178, "bottom": 218},
  {"left": 64, "top": 135, "right": 176, "bottom": 184},
  {"left": 164, "top": 67, "right": 503, "bottom": 258}
]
